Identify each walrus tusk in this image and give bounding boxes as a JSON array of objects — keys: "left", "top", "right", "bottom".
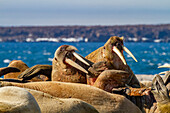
[
  {"left": 65, "top": 58, "right": 88, "bottom": 74},
  {"left": 158, "top": 64, "right": 170, "bottom": 68},
  {"left": 66, "top": 45, "right": 90, "bottom": 66},
  {"left": 159, "top": 71, "right": 167, "bottom": 75},
  {"left": 112, "top": 46, "right": 127, "bottom": 65},
  {"left": 122, "top": 46, "right": 138, "bottom": 62},
  {"left": 72, "top": 52, "right": 90, "bottom": 66}
]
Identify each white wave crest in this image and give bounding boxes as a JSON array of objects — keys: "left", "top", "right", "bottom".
[
  {"left": 3, "top": 59, "right": 11, "bottom": 63},
  {"left": 48, "top": 58, "right": 53, "bottom": 62}
]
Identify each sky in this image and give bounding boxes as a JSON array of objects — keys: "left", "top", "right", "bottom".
[{"left": 0, "top": 0, "right": 170, "bottom": 26}]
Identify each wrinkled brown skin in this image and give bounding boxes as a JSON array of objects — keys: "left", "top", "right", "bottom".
[
  {"left": 93, "top": 69, "right": 130, "bottom": 92},
  {"left": 52, "top": 58, "right": 87, "bottom": 83},
  {"left": 18, "top": 65, "right": 52, "bottom": 81},
  {"left": 0, "top": 81, "right": 142, "bottom": 113},
  {"left": 52, "top": 45, "right": 92, "bottom": 84},
  {"left": 25, "top": 88, "right": 99, "bottom": 113},
  {"left": 86, "top": 36, "right": 140, "bottom": 88},
  {"left": 151, "top": 74, "right": 170, "bottom": 113}
]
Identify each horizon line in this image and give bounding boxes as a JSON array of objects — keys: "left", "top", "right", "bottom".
[{"left": 1, "top": 23, "right": 170, "bottom": 27}]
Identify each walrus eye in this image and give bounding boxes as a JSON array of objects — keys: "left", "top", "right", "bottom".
[
  {"left": 55, "top": 57, "right": 58, "bottom": 61},
  {"left": 60, "top": 46, "right": 65, "bottom": 52},
  {"left": 116, "top": 42, "right": 121, "bottom": 47}
]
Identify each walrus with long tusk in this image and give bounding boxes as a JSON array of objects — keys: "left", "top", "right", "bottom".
[
  {"left": 19, "top": 45, "right": 92, "bottom": 83},
  {"left": 51, "top": 45, "right": 93, "bottom": 83},
  {"left": 86, "top": 36, "right": 140, "bottom": 88}
]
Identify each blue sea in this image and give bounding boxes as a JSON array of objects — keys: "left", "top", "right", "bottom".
[{"left": 0, "top": 42, "right": 169, "bottom": 75}]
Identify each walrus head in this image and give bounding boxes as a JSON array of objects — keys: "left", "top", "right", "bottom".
[
  {"left": 103, "top": 36, "right": 138, "bottom": 65},
  {"left": 54, "top": 45, "right": 89, "bottom": 74}
]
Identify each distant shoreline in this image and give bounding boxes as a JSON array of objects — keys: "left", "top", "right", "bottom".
[{"left": 0, "top": 24, "right": 170, "bottom": 43}]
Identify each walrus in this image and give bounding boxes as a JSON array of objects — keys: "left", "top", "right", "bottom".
[
  {"left": 16, "top": 41, "right": 140, "bottom": 93},
  {"left": 4, "top": 60, "right": 29, "bottom": 79},
  {"left": 17, "top": 42, "right": 137, "bottom": 87},
  {"left": 25, "top": 87, "right": 99, "bottom": 113},
  {"left": 0, "top": 67, "right": 20, "bottom": 77},
  {"left": 51, "top": 45, "right": 92, "bottom": 83},
  {"left": 17, "top": 44, "right": 133, "bottom": 92},
  {"left": 18, "top": 45, "right": 92, "bottom": 83},
  {"left": 150, "top": 74, "right": 170, "bottom": 113},
  {"left": 0, "top": 86, "right": 41, "bottom": 113},
  {"left": 18, "top": 65, "right": 52, "bottom": 81},
  {"left": 1, "top": 60, "right": 50, "bottom": 82},
  {"left": 0, "top": 86, "right": 98, "bottom": 113},
  {"left": 85, "top": 36, "right": 140, "bottom": 88},
  {"left": 0, "top": 81, "right": 142, "bottom": 113}
]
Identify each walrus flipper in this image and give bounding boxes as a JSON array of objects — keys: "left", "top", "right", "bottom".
[
  {"left": 0, "top": 67, "right": 20, "bottom": 77},
  {"left": 18, "top": 65, "right": 52, "bottom": 81}
]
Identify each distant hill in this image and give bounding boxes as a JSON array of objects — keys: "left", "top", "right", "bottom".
[{"left": 0, "top": 24, "right": 170, "bottom": 42}]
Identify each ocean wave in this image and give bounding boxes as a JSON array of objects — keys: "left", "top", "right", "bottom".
[
  {"left": 33, "top": 37, "right": 86, "bottom": 42},
  {"left": 149, "top": 63, "right": 154, "bottom": 66},
  {"left": 127, "top": 54, "right": 131, "bottom": 58},
  {"left": 27, "top": 51, "right": 32, "bottom": 54},
  {"left": 142, "top": 59, "right": 146, "bottom": 62},
  {"left": 161, "top": 52, "right": 166, "bottom": 55},
  {"left": 161, "top": 63, "right": 170, "bottom": 66},
  {"left": 43, "top": 52, "right": 51, "bottom": 55},
  {"left": 48, "top": 58, "right": 53, "bottom": 62},
  {"left": 17, "top": 56, "right": 21, "bottom": 59},
  {"left": 3, "top": 59, "right": 11, "bottom": 64},
  {"left": 36, "top": 38, "right": 59, "bottom": 42}
]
